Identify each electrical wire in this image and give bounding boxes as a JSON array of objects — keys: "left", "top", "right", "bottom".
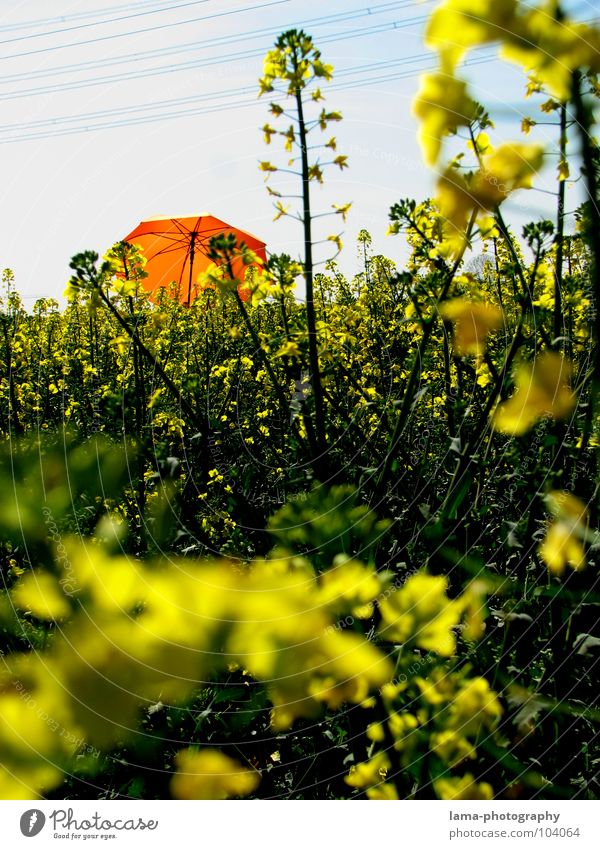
[
  {"left": 0, "top": 14, "right": 428, "bottom": 100},
  {"left": 0, "top": 0, "right": 421, "bottom": 68},
  {"left": 0, "top": 0, "right": 184, "bottom": 33},
  {"left": 0, "top": 55, "right": 495, "bottom": 145},
  {"left": 0, "top": 0, "right": 560, "bottom": 144},
  {"left": 0, "top": 54, "right": 433, "bottom": 134},
  {"left": 0, "top": 1, "right": 216, "bottom": 45},
  {"left": 1, "top": 0, "right": 291, "bottom": 60}
]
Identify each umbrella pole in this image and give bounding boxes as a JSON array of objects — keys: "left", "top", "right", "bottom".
[{"left": 187, "top": 231, "right": 196, "bottom": 307}]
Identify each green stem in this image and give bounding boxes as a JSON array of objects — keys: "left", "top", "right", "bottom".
[
  {"left": 233, "top": 291, "right": 291, "bottom": 422},
  {"left": 375, "top": 218, "right": 474, "bottom": 498},
  {"left": 295, "top": 84, "right": 328, "bottom": 466},
  {"left": 97, "top": 288, "right": 206, "bottom": 435},
  {"left": 554, "top": 103, "right": 568, "bottom": 346},
  {"left": 442, "top": 324, "right": 456, "bottom": 436},
  {"left": 494, "top": 210, "right": 531, "bottom": 306},
  {"left": 572, "top": 72, "right": 600, "bottom": 400},
  {"left": 440, "top": 315, "right": 524, "bottom": 516}
]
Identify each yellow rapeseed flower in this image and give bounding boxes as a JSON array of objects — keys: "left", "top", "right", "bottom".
[
  {"left": 539, "top": 490, "right": 589, "bottom": 576},
  {"left": 11, "top": 572, "right": 71, "bottom": 621},
  {"left": 493, "top": 352, "right": 575, "bottom": 435},
  {"left": 426, "top": 0, "right": 518, "bottom": 70},
  {"left": 459, "top": 579, "right": 488, "bottom": 642},
  {"left": 413, "top": 72, "right": 477, "bottom": 165},
  {"left": 431, "top": 730, "right": 476, "bottom": 767},
  {"left": 378, "top": 573, "right": 462, "bottom": 656},
  {"left": 318, "top": 555, "right": 386, "bottom": 619},
  {"left": 274, "top": 340, "right": 301, "bottom": 358},
  {"left": 0, "top": 763, "right": 64, "bottom": 801},
  {"left": 434, "top": 772, "right": 494, "bottom": 800},
  {"left": 448, "top": 677, "right": 503, "bottom": 736},
  {"left": 440, "top": 298, "right": 503, "bottom": 356},
  {"left": 367, "top": 783, "right": 399, "bottom": 800},
  {"left": 502, "top": 8, "right": 600, "bottom": 101},
  {"left": 345, "top": 751, "right": 391, "bottom": 789},
  {"left": 476, "top": 142, "right": 545, "bottom": 205},
  {"left": 366, "top": 722, "right": 386, "bottom": 742},
  {"left": 388, "top": 712, "right": 419, "bottom": 751},
  {"left": 170, "top": 748, "right": 260, "bottom": 800},
  {"left": 307, "top": 631, "right": 394, "bottom": 713},
  {"left": 437, "top": 143, "right": 544, "bottom": 248}
]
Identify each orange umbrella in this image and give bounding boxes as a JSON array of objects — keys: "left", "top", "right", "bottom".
[{"left": 123, "top": 213, "right": 267, "bottom": 306}]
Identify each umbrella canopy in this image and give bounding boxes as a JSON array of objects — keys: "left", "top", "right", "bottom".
[{"left": 123, "top": 214, "right": 267, "bottom": 306}]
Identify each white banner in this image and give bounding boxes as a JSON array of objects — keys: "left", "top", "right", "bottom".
[{"left": 0, "top": 800, "right": 598, "bottom": 847}]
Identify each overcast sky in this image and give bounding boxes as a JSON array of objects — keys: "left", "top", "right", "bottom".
[{"left": 0, "top": 0, "right": 596, "bottom": 305}]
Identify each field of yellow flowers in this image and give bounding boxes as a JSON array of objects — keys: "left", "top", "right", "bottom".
[{"left": 1, "top": 0, "right": 600, "bottom": 801}]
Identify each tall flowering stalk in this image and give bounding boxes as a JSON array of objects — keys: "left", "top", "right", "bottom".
[{"left": 258, "top": 30, "right": 351, "bottom": 473}]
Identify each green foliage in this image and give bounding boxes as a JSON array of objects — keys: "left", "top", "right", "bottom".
[{"left": 268, "top": 485, "right": 391, "bottom": 568}]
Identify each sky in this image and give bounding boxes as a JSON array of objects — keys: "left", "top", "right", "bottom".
[{"left": 0, "top": 0, "right": 597, "bottom": 306}]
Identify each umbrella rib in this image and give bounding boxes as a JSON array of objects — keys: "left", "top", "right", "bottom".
[
  {"left": 178, "top": 250, "right": 190, "bottom": 287},
  {"left": 138, "top": 230, "right": 191, "bottom": 245},
  {"left": 145, "top": 241, "right": 193, "bottom": 258},
  {"left": 171, "top": 219, "right": 194, "bottom": 238},
  {"left": 196, "top": 227, "right": 230, "bottom": 245}
]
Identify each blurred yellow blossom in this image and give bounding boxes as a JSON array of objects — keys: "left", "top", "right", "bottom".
[
  {"left": 477, "top": 142, "right": 545, "bottom": 202},
  {"left": 413, "top": 72, "right": 477, "bottom": 165},
  {"left": 437, "top": 143, "right": 544, "bottom": 247},
  {"left": 379, "top": 573, "right": 462, "bottom": 656},
  {"left": 345, "top": 751, "right": 391, "bottom": 789},
  {"left": 170, "top": 748, "right": 260, "bottom": 800},
  {"left": 367, "top": 783, "right": 399, "bottom": 800},
  {"left": 426, "top": 0, "right": 600, "bottom": 102},
  {"left": 539, "top": 490, "right": 589, "bottom": 576},
  {"left": 493, "top": 352, "right": 575, "bottom": 435},
  {"left": 459, "top": 580, "right": 488, "bottom": 642},
  {"left": 388, "top": 711, "right": 419, "bottom": 751},
  {"left": 440, "top": 298, "right": 503, "bottom": 355},
  {"left": 501, "top": 8, "right": 600, "bottom": 101},
  {"left": 434, "top": 773, "right": 494, "bottom": 800},
  {"left": 11, "top": 572, "right": 70, "bottom": 621},
  {"left": 366, "top": 721, "right": 386, "bottom": 742},
  {"left": 318, "top": 555, "right": 387, "bottom": 619},
  {"left": 431, "top": 730, "right": 476, "bottom": 766},
  {"left": 274, "top": 340, "right": 301, "bottom": 358},
  {"left": 426, "top": 0, "right": 518, "bottom": 70},
  {"left": 448, "top": 677, "right": 503, "bottom": 736},
  {"left": 0, "top": 763, "right": 64, "bottom": 801}
]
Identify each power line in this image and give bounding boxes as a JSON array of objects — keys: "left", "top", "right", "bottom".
[
  {"left": 0, "top": 85, "right": 256, "bottom": 132},
  {"left": 0, "top": 0, "right": 181, "bottom": 33},
  {"left": 0, "top": 13, "right": 428, "bottom": 101},
  {"left": 0, "top": 53, "right": 439, "bottom": 138},
  {"left": 0, "top": 1, "right": 215, "bottom": 45},
  {"left": 0, "top": 54, "right": 438, "bottom": 134},
  {"left": 0, "top": 0, "right": 419, "bottom": 72},
  {"left": 0, "top": 55, "right": 495, "bottom": 145},
  {"left": 1, "top": 0, "right": 291, "bottom": 60},
  {"left": 334, "top": 54, "right": 495, "bottom": 93}
]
